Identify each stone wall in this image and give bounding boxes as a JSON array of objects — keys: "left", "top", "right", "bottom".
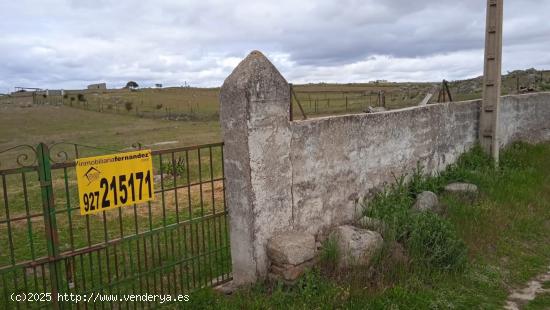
[
  {"left": 220, "top": 51, "right": 550, "bottom": 284},
  {"left": 290, "top": 93, "right": 550, "bottom": 237},
  {"left": 500, "top": 93, "right": 550, "bottom": 146},
  {"left": 290, "top": 100, "right": 481, "bottom": 236}
]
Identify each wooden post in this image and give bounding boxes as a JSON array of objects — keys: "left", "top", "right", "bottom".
[
  {"left": 480, "top": 0, "right": 504, "bottom": 164},
  {"left": 345, "top": 96, "right": 348, "bottom": 111},
  {"left": 289, "top": 83, "right": 294, "bottom": 121}
]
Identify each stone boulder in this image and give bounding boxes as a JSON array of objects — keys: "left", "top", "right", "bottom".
[
  {"left": 270, "top": 259, "right": 317, "bottom": 282},
  {"left": 412, "top": 191, "right": 439, "bottom": 212},
  {"left": 366, "top": 106, "right": 387, "bottom": 113},
  {"left": 331, "top": 225, "right": 383, "bottom": 269},
  {"left": 267, "top": 231, "right": 317, "bottom": 282},
  {"left": 267, "top": 231, "right": 316, "bottom": 266},
  {"left": 444, "top": 182, "right": 478, "bottom": 195},
  {"left": 214, "top": 281, "right": 239, "bottom": 295}
]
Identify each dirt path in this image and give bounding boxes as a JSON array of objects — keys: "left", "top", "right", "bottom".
[{"left": 504, "top": 266, "right": 550, "bottom": 310}]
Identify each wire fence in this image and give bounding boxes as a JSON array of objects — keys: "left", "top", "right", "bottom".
[{"left": 2, "top": 70, "right": 549, "bottom": 121}]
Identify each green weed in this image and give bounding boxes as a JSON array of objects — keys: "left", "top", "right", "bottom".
[{"left": 319, "top": 234, "right": 339, "bottom": 273}]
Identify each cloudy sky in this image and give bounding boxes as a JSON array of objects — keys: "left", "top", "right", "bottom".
[{"left": 1, "top": 0, "right": 549, "bottom": 93}]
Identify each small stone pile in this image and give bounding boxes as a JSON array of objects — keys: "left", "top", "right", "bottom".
[{"left": 266, "top": 182, "right": 479, "bottom": 283}]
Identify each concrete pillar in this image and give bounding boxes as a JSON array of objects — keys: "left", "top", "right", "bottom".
[
  {"left": 480, "top": 0, "right": 504, "bottom": 163},
  {"left": 219, "top": 51, "right": 293, "bottom": 284}
]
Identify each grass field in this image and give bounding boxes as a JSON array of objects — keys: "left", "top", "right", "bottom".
[
  {"left": 8, "top": 69, "right": 548, "bottom": 121},
  {"left": 0, "top": 104, "right": 220, "bottom": 156},
  {"left": 180, "top": 142, "right": 550, "bottom": 309},
  {"left": 0, "top": 104, "right": 230, "bottom": 308}
]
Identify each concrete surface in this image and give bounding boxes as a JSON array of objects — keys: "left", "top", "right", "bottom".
[{"left": 219, "top": 51, "right": 293, "bottom": 284}]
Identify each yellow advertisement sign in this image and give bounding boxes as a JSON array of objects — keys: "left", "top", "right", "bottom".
[{"left": 75, "top": 150, "right": 155, "bottom": 215}]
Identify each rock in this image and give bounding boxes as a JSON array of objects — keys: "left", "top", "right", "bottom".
[
  {"left": 331, "top": 225, "right": 383, "bottom": 269},
  {"left": 412, "top": 191, "right": 439, "bottom": 212},
  {"left": 213, "top": 281, "right": 239, "bottom": 295},
  {"left": 267, "top": 231, "right": 316, "bottom": 266},
  {"left": 271, "top": 259, "right": 317, "bottom": 281},
  {"left": 357, "top": 216, "right": 387, "bottom": 234},
  {"left": 444, "top": 182, "right": 478, "bottom": 195},
  {"left": 366, "top": 106, "right": 387, "bottom": 113},
  {"left": 315, "top": 241, "right": 323, "bottom": 251}
]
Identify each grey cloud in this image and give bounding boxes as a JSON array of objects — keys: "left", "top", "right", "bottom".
[{"left": 0, "top": 0, "right": 549, "bottom": 92}]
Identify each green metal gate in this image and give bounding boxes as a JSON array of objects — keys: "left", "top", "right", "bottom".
[{"left": 0, "top": 142, "right": 231, "bottom": 308}]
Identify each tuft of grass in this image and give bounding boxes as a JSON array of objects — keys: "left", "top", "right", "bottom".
[
  {"left": 407, "top": 212, "right": 467, "bottom": 271},
  {"left": 319, "top": 234, "right": 339, "bottom": 273},
  {"left": 363, "top": 175, "right": 468, "bottom": 272},
  {"left": 361, "top": 146, "right": 486, "bottom": 272},
  {"left": 524, "top": 293, "right": 550, "bottom": 310}
]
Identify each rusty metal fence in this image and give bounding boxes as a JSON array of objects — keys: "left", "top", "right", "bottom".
[{"left": 0, "top": 142, "right": 231, "bottom": 309}]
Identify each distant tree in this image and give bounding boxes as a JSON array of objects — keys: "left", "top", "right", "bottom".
[
  {"left": 125, "top": 101, "right": 134, "bottom": 112},
  {"left": 125, "top": 81, "right": 139, "bottom": 89}
]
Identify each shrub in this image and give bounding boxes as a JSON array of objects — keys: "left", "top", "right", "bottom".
[
  {"left": 77, "top": 94, "right": 85, "bottom": 102},
  {"left": 156, "top": 104, "right": 163, "bottom": 110},
  {"left": 160, "top": 157, "right": 186, "bottom": 176},
  {"left": 363, "top": 175, "right": 413, "bottom": 243},
  {"left": 362, "top": 150, "right": 477, "bottom": 271},
  {"left": 296, "top": 270, "right": 323, "bottom": 300},
  {"left": 407, "top": 212, "right": 467, "bottom": 270},
  {"left": 124, "top": 101, "right": 133, "bottom": 112}
]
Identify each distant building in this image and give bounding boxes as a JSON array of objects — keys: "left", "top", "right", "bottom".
[
  {"left": 47, "top": 90, "right": 64, "bottom": 96},
  {"left": 87, "top": 83, "right": 107, "bottom": 90}
]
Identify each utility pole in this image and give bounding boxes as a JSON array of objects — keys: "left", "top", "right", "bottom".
[{"left": 480, "top": 0, "right": 504, "bottom": 164}]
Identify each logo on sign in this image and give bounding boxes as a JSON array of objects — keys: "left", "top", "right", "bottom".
[{"left": 84, "top": 167, "right": 101, "bottom": 185}]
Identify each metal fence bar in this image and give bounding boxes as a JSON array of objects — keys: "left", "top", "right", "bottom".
[
  {"left": 0, "top": 142, "right": 231, "bottom": 308},
  {"left": 36, "top": 143, "right": 61, "bottom": 308}
]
